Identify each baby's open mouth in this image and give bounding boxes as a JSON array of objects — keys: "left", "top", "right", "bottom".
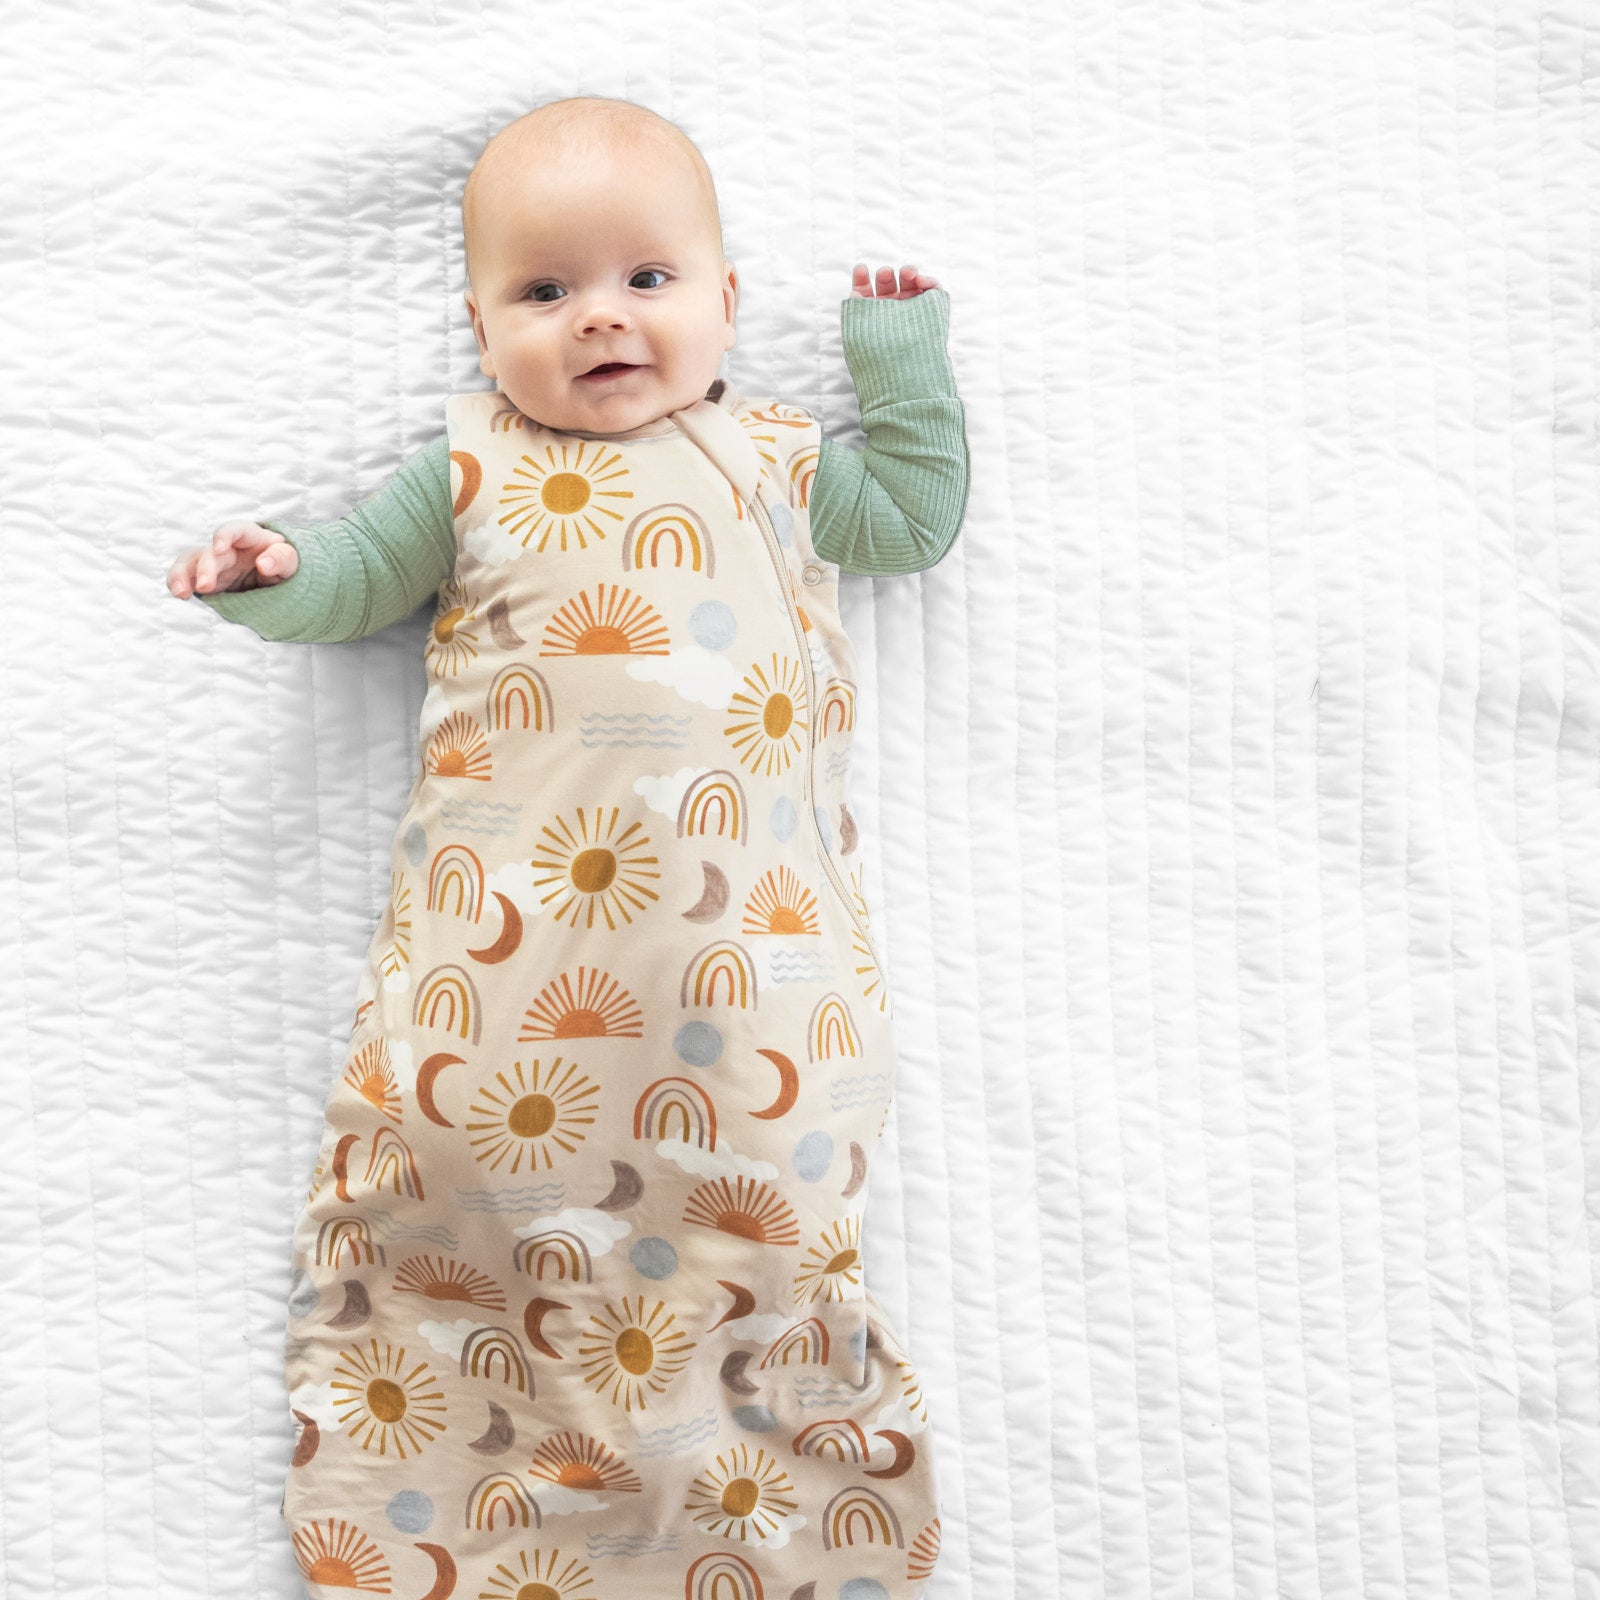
[{"left": 580, "top": 362, "right": 639, "bottom": 379}]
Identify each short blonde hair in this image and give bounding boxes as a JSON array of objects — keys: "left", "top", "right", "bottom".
[{"left": 462, "top": 97, "right": 724, "bottom": 292}]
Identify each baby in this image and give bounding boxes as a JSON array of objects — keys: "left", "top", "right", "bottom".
[{"left": 168, "top": 96, "right": 967, "bottom": 1600}]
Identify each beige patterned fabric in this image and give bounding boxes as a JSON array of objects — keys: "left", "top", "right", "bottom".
[{"left": 281, "top": 381, "right": 944, "bottom": 1599}]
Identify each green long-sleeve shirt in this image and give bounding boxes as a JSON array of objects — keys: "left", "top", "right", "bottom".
[{"left": 196, "top": 290, "right": 968, "bottom": 644}]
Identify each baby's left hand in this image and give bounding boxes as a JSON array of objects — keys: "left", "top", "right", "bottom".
[{"left": 851, "top": 262, "right": 941, "bottom": 299}]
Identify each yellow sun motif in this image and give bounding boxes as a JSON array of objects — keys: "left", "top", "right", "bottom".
[
  {"left": 466, "top": 1056, "right": 600, "bottom": 1174},
  {"left": 291, "top": 1518, "right": 391, "bottom": 1593},
  {"left": 578, "top": 1295, "right": 697, "bottom": 1411},
  {"left": 377, "top": 869, "right": 412, "bottom": 980},
  {"left": 425, "top": 710, "right": 493, "bottom": 781},
  {"left": 330, "top": 1337, "right": 448, "bottom": 1458},
  {"left": 741, "top": 865, "right": 820, "bottom": 935},
  {"left": 531, "top": 805, "right": 662, "bottom": 930},
  {"left": 518, "top": 966, "right": 645, "bottom": 1040},
  {"left": 848, "top": 864, "right": 872, "bottom": 930},
  {"left": 342, "top": 1039, "right": 402, "bottom": 1123},
  {"left": 850, "top": 923, "right": 891, "bottom": 1015},
  {"left": 528, "top": 1431, "right": 644, "bottom": 1494},
  {"left": 424, "top": 574, "right": 482, "bottom": 678},
  {"left": 392, "top": 1254, "right": 508, "bottom": 1311},
  {"left": 739, "top": 403, "right": 812, "bottom": 475},
  {"left": 724, "top": 653, "right": 808, "bottom": 776},
  {"left": 500, "top": 442, "right": 635, "bottom": 552},
  {"left": 893, "top": 1354, "right": 934, "bottom": 1425},
  {"left": 479, "top": 1546, "right": 600, "bottom": 1600},
  {"left": 540, "top": 584, "right": 670, "bottom": 656},
  {"left": 682, "top": 1176, "right": 801, "bottom": 1245},
  {"left": 684, "top": 1443, "right": 800, "bottom": 1541},
  {"left": 792, "top": 1215, "right": 865, "bottom": 1305}
]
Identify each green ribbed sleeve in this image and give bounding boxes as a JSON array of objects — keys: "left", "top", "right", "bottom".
[
  {"left": 194, "top": 289, "right": 969, "bottom": 643},
  {"left": 811, "top": 289, "right": 970, "bottom": 575},
  {"left": 195, "top": 437, "right": 456, "bottom": 642}
]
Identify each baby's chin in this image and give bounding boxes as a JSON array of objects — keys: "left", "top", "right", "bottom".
[{"left": 502, "top": 373, "right": 721, "bottom": 434}]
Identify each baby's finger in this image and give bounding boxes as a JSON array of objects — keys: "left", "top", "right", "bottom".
[
  {"left": 874, "top": 266, "right": 897, "bottom": 296},
  {"left": 166, "top": 551, "right": 197, "bottom": 598},
  {"left": 851, "top": 262, "right": 871, "bottom": 296},
  {"left": 198, "top": 546, "right": 236, "bottom": 593}
]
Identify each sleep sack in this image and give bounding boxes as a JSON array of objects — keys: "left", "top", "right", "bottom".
[{"left": 281, "top": 376, "right": 945, "bottom": 1600}]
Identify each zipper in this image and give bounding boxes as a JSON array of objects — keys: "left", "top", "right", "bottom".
[{"left": 746, "top": 491, "right": 883, "bottom": 970}]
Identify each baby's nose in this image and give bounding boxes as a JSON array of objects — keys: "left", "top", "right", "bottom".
[{"left": 578, "top": 298, "right": 632, "bottom": 333}]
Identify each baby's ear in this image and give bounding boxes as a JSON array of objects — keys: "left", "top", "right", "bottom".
[
  {"left": 463, "top": 290, "right": 497, "bottom": 378},
  {"left": 720, "top": 260, "right": 739, "bottom": 344}
]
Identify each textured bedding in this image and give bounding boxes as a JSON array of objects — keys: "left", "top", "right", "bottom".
[{"left": 4, "top": 2, "right": 1597, "bottom": 1597}]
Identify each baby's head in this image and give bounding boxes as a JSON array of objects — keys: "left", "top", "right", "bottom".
[{"left": 461, "top": 97, "right": 738, "bottom": 437}]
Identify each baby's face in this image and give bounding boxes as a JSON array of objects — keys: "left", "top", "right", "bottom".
[{"left": 463, "top": 145, "right": 737, "bottom": 436}]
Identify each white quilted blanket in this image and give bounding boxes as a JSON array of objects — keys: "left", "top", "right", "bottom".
[{"left": 4, "top": 2, "right": 1597, "bottom": 1596}]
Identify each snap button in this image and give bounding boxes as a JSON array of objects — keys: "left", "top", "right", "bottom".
[{"left": 801, "top": 563, "right": 823, "bottom": 586}]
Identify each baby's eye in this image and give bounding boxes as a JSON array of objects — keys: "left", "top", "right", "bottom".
[
  {"left": 527, "top": 283, "right": 564, "bottom": 303},
  {"left": 631, "top": 269, "right": 668, "bottom": 290}
]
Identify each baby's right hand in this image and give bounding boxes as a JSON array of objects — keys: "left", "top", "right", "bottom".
[{"left": 166, "top": 519, "right": 300, "bottom": 598}]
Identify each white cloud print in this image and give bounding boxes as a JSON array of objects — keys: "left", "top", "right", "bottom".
[
  {"left": 286, "top": 1376, "right": 344, "bottom": 1431},
  {"left": 655, "top": 1137, "right": 779, "bottom": 1182},
  {"left": 633, "top": 765, "right": 714, "bottom": 818},
  {"left": 416, "top": 681, "right": 452, "bottom": 744},
  {"left": 626, "top": 644, "right": 740, "bottom": 708},
  {"left": 722, "top": 1310, "right": 798, "bottom": 1343},
  {"left": 513, "top": 1206, "right": 632, "bottom": 1256},
  {"left": 526, "top": 1482, "right": 619, "bottom": 1517},
  {"left": 747, "top": 1510, "right": 808, "bottom": 1549},
  {"left": 874, "top": 1388, "right": 934, "bottom": 1439},
  {"left": 417, "top": 1316, "right": 490, "bottom": 1360},
  {"left": 459, "top": 514, "right": 523, "bottom": 570}
]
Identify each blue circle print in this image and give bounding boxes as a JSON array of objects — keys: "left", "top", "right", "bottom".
[
  {"left": 689, "top": 599, "right": 737, "bottom": 650},
  {"left": 630, "top": 1237, "right": 679, "bottom": 1279},
  {"left": 770, "top": 796, "right": 798, "bottom": 842},
  {"left": 386, "top": 1490, "right": 434, "bottom": 1533},
  {"left": 674, "top": 1020, "right": 724, "bottom": 1067},
  {"left": 793, "top": 1130, "right": 834, "bottom": 1182},
  {"left": 813, "top": 804, "right": 833, "bottom": 852}
]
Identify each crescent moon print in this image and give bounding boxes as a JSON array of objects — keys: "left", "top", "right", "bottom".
[
  {"left": 414, "top": 1052, "right": 465, "bottom": 1127},
  {"left": 719, "top": 1349, "right": 761, "bottom": 1395},
  {"left": 749, "top": 1048, "right": 799, "bottom": 1119},
  {"left": 282, "top": 388, "right": 940, "bottom": 1596},
  {"left": 485, "top": 596, "right": 524, "bottom": 650},
  {"left": 523, "top": 1296, "right": 570, "bottom": 1360},
  {"left": 682, "top": 860, "right": 730, "bottom": 922},
  {"left": 707, "top": 1279, "right": 758, "bottom": 1331},
  {"left": 413, "top": 1541, "right": 457, "bottom": 1600},
  {"left": 290, "top": 1410, "right": 320, "bottom": 1467},
  {"left": 842, "top": 1141, "right": 868, "bottom": 1198},
  {"left": 465, "top": 891, "right": 522, "bottom": 963},
  {"left": 330, "top": 1133, "right": 359, "bottom": 1201},
  {"left": 450, "top": 449, "right": 481, "bottom": 517},
  {"left": 466, "top": 1402, "right": 516, "bottom": 1455},
  {"left": 326, "top": 1279, "right": 372, "bottom": 1330},
  {"left": 595, "top": 1159, "right": 644, "bottom": 1210},
  {"left": 864, "top": 1429, "right": 917, "bottom": 1479}
]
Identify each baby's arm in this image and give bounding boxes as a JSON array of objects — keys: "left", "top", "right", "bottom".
[
  {"left": 809, "top": 267, "right": 970, "bottom": 576},
  {"left": 173, "top": 441, "right": 456, "bottom": 643}
]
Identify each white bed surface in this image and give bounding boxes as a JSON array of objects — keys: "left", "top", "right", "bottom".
[{"left": 3, "top": 3, "right": 1597, "bottom": 1596}]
